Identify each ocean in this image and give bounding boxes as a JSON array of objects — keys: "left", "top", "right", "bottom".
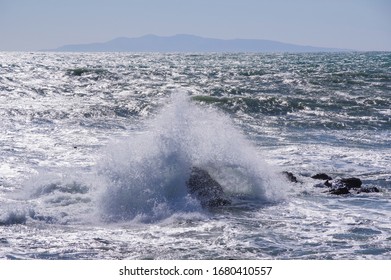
[{"left": 0, "top": 52, "right": 390, "bottom": 259}]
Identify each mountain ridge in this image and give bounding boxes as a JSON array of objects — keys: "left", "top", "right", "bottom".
[{"left": 49, "top": 34, "right": 350, "bottom": 53}]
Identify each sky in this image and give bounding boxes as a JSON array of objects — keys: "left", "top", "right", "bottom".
[{"left": 0, "top": 0, "right": 390, "bottom": 51}]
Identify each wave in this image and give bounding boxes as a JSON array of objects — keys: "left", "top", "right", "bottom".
[
  {"left": 4, "top": 92, "right": 287, "bottom": 225},
  {"left": 0, "top": 209, "right": 31, "bottom": 226},
  {"left": 66, "top": 67, "right": 110, "bottom": 77},
  {"left": 97, "top": 92, "right": 286, "bottom": 223}
]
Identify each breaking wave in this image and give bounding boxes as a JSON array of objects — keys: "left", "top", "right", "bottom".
[{"left": 98, "top": 92, "right": 286, "bottom": 222}]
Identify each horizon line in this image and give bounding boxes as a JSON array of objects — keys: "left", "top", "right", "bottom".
[{"left": 3, "top": 33, "right": 391, "bottom": 52}]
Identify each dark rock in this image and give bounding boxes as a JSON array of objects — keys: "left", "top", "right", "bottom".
[
  {"left": 329, "top": 187, "right": 350, "bottom": 195},
  {"left": 311, "top": 173, "right": 332, "bottom": 180},
  {"left": 357, "top": 187, "right": 380, "bottom": 193},
  {"left": 282, "top": 171, "right": 298, "bottom": 183},
  {"left": 324, "top": 180, "right": 332, "bottom": 187},
  {"left": 187, "top": 167, "right": 231, "bottom": 207},
  {"left": 311, "top": 173, "right": 380, "bottom": 196},
  {"left": 340, "top": 178, "right": 362, "bottom": 189}
]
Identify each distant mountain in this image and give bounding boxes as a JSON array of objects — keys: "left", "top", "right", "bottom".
[{"left": 50, "top": 34, "right": 348, "bottom": 53}]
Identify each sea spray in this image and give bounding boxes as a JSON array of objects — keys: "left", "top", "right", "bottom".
[
  {"left": 13, "top": 170, "right": 103, "bottom": 225},
  {"left": 98, "top": 92, "right": 286, "bottom": 222}
]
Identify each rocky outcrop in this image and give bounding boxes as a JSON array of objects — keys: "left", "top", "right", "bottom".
[
  {"left": 186, "top": 168, "right": 380, "bottom": 206},
  {"left": 311, "top": 173, "right": 380, "bottom": 195},
  {"left": 329, "top": 186, "right": 350, "bottom": 195},
  {"left": 339, "top": 178, "right": 362, "bottom": 189},
  {"left": 357, "top": 187, "right": 380, "bottom": 193},
  {"left": 186, "top": 167, "right": 231, "bottom": 207},
  {"left": 282, "top": 171, "right": 298, "bottom": 183},
  {"left": 311, "top": 173, "right": 332, "bottom": 180}
]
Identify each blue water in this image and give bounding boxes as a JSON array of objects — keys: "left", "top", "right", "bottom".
[{"left": 0, "top": 52, "right": 390, "bottom": 259}]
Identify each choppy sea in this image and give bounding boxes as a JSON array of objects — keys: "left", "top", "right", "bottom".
[{"left": 0, "top": 52, "right": 390, "bottom": 259}]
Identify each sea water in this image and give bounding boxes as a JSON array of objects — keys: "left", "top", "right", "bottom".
[{"left": 0, "top": 52, "right": 390, "bottom": 259}]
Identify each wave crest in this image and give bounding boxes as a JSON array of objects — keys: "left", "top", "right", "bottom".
[{"left": 98, "top": 92, "right": 286, "bottom": 222}]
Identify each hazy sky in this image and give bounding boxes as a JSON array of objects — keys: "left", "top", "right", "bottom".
[{"left": 0, "top": 0, "right": 390, "bottom": 51}]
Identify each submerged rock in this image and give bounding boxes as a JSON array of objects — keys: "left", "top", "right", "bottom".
[
  {"left": 327, "top": 177, "right": 362, "bottom": 195},
  {"left": 357, "top": 187, "right": 380, "bottom": 193},
  {"left": 329, "top": 186, "right": 350, "bottom": 195},
  {"left": 339, "top": 178, "right": 362, "bottom": 189},
  {"left": 186, "top": 167, "right": 231, "bottom": 207},
  {"left": 311, "top": 175, "right": 380, "bottom": 195},
  {"left": 311, "top": 173, "right": 333, "bottom": 180},
  {"left": 282, "top": 171, "right": 298, "bottom": 183}
]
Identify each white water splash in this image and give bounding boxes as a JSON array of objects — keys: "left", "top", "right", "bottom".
[{"left": 98, "top": 92, "right": 287, "bottom": 222}]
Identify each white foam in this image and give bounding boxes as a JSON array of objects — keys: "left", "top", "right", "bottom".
[{"left": 97, "top": 92, "right": 287, "bottom": 222}]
